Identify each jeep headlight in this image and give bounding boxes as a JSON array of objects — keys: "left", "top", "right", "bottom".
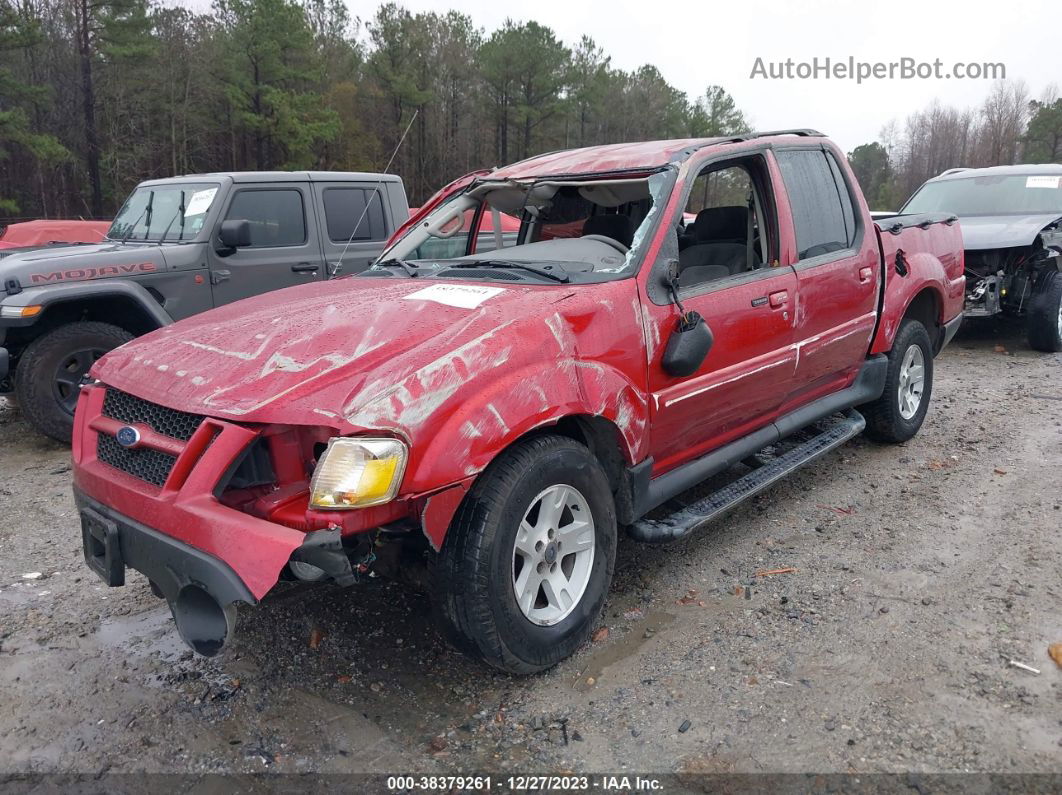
[{"left": 309, "top": 438, "right": 408, "bottom": 509}]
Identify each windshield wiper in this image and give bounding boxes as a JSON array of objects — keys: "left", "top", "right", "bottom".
[
  {"left": 449, "top": 260, "right": 570, "bottom": 283},
  {"left": 156, "top": 191, "right": 186, "bottom": 244},
  {"left": 118, "top": 193, "right": 153, "bottom": 246},
  {"left": 374, "top": 258, "right": 420, "bottom": 277}
]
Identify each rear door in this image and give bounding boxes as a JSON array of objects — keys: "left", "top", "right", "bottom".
[
  {"left": 775, "top": 146, "right": 880, "bottom": 402},
  {"left": 313, "top": 181, "right": 395, "bottom": 276},
  {"left": 208, "top": 183, "right": 323, "bottom": 306}
]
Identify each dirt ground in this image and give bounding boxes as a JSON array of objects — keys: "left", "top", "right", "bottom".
[{"left": 1, "top": 318, "right": 1060, "bottom": 784}]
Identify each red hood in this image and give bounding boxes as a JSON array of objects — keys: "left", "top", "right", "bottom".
[{"left": 92, "top": 277, "right": 572, "bottom": 432}]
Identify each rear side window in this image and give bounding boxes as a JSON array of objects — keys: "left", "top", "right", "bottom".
[
  {"left": 226, "top": 189, "right": 306, "bottom": 247},
  {"left": 776, "top": 149, "right": 851, "bottom": 260},
  {"left": 323, "top": 187, "right": 386, "bottom": 242}
]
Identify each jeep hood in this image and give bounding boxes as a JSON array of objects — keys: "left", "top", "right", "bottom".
[
  {"left": 958, "top": 213, "right": 1062, "bottom": 250},
  {"left": 0, "top": 241, "right": 171, "bottom": 285},
  {"left": 91, "top": 277, "right": 576, "bottom": 431}
]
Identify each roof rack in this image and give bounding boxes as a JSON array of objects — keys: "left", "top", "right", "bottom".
[
  {"left": 730, "top": 128, "right": 826, "bottom": 142},
  {"left": 938, "top": 167, "right": 970, "bottom": 177}
]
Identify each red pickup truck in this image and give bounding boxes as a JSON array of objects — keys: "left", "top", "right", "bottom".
[{"left": 73, "top": 130, "right": 964, "bottom": 673}]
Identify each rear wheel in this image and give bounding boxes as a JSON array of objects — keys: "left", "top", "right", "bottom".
[
  {"left": 431, "top": 435, "right": 616, "bottom": 674},
  {"left": 861, "top": 318, "right": 934, "bottom": 443},
  {"left": 1027, "top": 269, "right": 1062, "bottom": 353},
  {"left": 14, "top": 321, "right": 133, "bottom": 442}
]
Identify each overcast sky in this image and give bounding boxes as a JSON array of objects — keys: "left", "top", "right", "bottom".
[{"left": 379, "top": 0, "right": 1056, "bottom": 153}]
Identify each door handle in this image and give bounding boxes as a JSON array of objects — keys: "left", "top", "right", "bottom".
[
  {"left": 858, "top": 266, "right": 874, "bottom": 283},
  {"left": 210, "top": 269, "right": 230, "bottom": 285},
  {"left": 291, "top": 263, "right": 319, "bottom": 273},
  {"left": 768, "top": 290, "right": 788, "bottom": 308}
]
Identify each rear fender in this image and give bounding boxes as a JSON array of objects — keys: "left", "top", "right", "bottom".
[{"left": 871, "top": 224, "right": 964, "bottom": 354}]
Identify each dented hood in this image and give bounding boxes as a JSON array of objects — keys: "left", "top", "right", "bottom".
[
  {"left": 958, "top": 213, "right": 1062, "bottom": 250},
  {"left": 91, "top": 277, "right": 566, "bottom": 430}
]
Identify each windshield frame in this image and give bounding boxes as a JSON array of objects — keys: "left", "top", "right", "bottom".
[
  {"left": 106, "top": 181, "right": 222, "bottom": 243},
  {"left": 902, "top": 173, "right": 1062, "bottom": 218},
  {"left": 368, "top": 168, "right": 676, "bottom": 285}
]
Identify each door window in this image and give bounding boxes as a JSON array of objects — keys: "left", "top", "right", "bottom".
[
  {"left": 677, "top": 160, "right": 772, "bottom": 289},
  {"left": 226, "top": 189, "right": 306, "bottom": 248},
  {"left": 323, "top": 187, "right": 386, "bottom": 243},
  {"left": 776, "top": 149, "right": 852, "bottom": 260}
]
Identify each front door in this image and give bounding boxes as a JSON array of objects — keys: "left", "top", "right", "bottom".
[
  {"left": 208, "top": 183, "right": 324, "bottom": 306},
  {"left": 643, "top": 154, "right": 799, "bottom": 475}
]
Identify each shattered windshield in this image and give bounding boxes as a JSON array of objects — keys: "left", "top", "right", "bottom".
[
  {"left": 107, "top": 183, "right": 220, "bottom": 242},
  {"left": 370, "top": 171, "right": 672, "bottom": 284},
  {"left": 903, "top": 174, "right": 1062, "bottom": 217}
]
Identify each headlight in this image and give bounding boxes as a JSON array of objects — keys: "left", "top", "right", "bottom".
[{"left": 309, "top": 437, "right": 408, "bottom": 509}]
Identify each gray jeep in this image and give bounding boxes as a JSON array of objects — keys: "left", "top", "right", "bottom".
[{"left": 0, "top": 171, "right": 409, "bottom": 441}]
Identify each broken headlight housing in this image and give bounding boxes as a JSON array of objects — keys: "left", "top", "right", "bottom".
[{"left": 309, "top": 437, "right": 408, "bottom": 509}]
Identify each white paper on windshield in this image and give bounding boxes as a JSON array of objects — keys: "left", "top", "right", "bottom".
[
  {"left": 1025, "top": 176, "right": 1061, "bottom": 189},
  {"left": 185, "top": 188, "right": 218, "bottom": 216},
  {"left": 402, "top": 284, "right": 505, "bottom": 309}
]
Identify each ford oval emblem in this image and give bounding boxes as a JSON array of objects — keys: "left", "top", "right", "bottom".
[{"left": 115, "top": 426, "right": 141, "bottom": 448}]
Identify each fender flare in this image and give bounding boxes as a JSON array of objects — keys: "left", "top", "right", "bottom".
[{"left": 4, "top": 280, "right": 173, "bottom": 330}]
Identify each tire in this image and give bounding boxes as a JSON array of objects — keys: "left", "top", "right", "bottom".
[
  {"left": 14, "top": 321, "right": 133, "bottom": 443},
  {"left": 861, "top": 318, "right": 933, "bottom": 443},
  {"left": 1027, "top": 269, "right": 1062, "bottom": 353},
  {"left": 431, "top": 435, "right": 617, "bottom": 674}
]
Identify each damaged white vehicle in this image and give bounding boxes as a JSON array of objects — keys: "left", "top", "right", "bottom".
[{"left": 899, "top": 164, "right": 1062, "bottom": 351}]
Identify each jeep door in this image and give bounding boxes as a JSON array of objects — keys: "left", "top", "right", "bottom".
[
  {"left": 207, "top": 183, "right": 325, "bottom": 306},
  {"left": 311, "top": 181, "right": 395, "bottom": 276},
  {"left": 641, "top": 151, "right": 799, "bottom": 475}
]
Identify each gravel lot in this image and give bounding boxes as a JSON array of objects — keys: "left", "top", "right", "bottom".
[{"left": 1, "top": 318, "right": 1060, "bottom": 782}]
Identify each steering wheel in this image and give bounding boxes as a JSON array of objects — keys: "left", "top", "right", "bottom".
[{"left": 581, "top": 234, "right": 629, "bottom": 254}]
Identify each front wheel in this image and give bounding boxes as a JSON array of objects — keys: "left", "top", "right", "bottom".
[
  {"left": 14, "top": 321, "right": 133, "bottom": 443},
  {"left": 1027, "top": 269, "right": 1062, "bottom": 353},
  {"left": 861, "top": 318, "right": 934, "bottom": 443},
  {"left": 431, "top": 435, "right": 616, "bottom": 674}
]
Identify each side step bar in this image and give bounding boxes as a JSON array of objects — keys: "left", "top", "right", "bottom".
[{"left": 628, "top": 410, "right": 866, "bottom": 543}]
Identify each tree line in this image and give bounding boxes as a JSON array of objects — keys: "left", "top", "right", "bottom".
[
  {"left": 0, "top": 0, "right": 751, "bottom": 222},
  {"left": 848, "top": 81, "right": 1062, "bottom": 210}
]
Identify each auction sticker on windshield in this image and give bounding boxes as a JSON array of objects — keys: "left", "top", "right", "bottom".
[
  {"left": 402, "top": 284, "right": 505, "bottom": 309},
  {"left": 1026, "top": 176, "right": 1061, "bottom": 189},
  {"left": 185, "top": 187, "right": 218, "bottom": 216}
]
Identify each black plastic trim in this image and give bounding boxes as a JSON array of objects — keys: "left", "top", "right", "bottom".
[
  {"left": 75, "top": 487, "right": 256, "bottom": 607},
  {"left": 941, "top": 313, "right": 962, "bottom": 351},
  {"left": 628, "top": 356, "right": 887, "bottom": 519},
  {"left": 0, "top": 346, "right": 8, "bottom": 384}
]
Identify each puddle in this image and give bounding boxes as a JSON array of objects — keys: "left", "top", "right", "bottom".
[
  {"left": 573, "top": 610, "right": 676, "bottom": 690},
  {"left": 96, "top": 604, "right": 189, "bottom": 661}
]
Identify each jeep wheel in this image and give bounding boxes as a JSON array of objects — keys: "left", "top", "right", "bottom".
[
  {"left": 431, "top": 435, "right": 616, "bottom": 674},
  {"left": 15, "top": 321, "right": 133, "bottom": 442},
  {"left": 861, "top": 318, "right": 934, "bottom": 443},
  {"left": 1027, "top": 269, "right": 1062, "bottom": 353}
]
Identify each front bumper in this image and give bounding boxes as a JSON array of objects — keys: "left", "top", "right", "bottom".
[
  {"left": 77, "top": 488, "right": 253, "bottom": 655},
  {"left": 72, "top": 384, "right": 311, "bottom": 601}
]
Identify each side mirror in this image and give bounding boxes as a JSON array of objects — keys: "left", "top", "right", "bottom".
[
  {"left": 662, "top": 311, "right": 713, "bottom": 377},
  {"left": 218, "top": 219, "right": 251, "bottom": 250},
  {"left": 659, "top": 260, "right": 713, "bottom": 377}
]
